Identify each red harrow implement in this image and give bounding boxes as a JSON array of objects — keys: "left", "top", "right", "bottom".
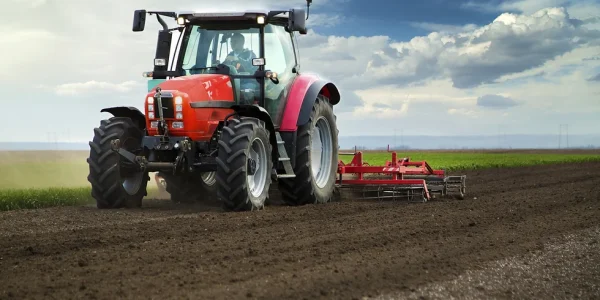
[{"left": 336, "top": 151, "right": 466, "bottom": 202}]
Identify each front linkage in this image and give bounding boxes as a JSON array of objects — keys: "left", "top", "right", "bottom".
[{"left": 109, "top": 136, "right": 197, "bottom": 175}]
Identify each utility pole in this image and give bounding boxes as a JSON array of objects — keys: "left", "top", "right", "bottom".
[
  {"left": 558, "top": 124, "right": 562, "bottom": 149},
  {"left": 394, "top": 128, "right": 397, "bottom": 150},
  {"left": 566, "top": 124, "right": 569, "bottom": 148},
  {"left": 401, "top": 129, "right": 404, "bottom": 149},
  {"left": 558, "top": 124, "right": 569, "bottom": 149},
  {"left": 498, "top": 125, "right": 501, "bottom": 149}
]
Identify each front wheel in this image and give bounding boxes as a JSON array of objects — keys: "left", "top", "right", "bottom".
[
  {"left": 279, "top": 94, "right": 339, "bottom": 206},
  {"left": 216, "top": 117, "right": 273, "bottom": 211},
  {"left": 87, "top": 117, "right": 149, "bottom": 209}
]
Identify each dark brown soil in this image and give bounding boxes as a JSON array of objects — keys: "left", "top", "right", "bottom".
[{"left": 1, "top": 162, "right": 599, "bottom": 300}]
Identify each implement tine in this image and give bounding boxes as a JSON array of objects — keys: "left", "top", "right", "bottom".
[{"left": 337, "top": 184, "right": 428, "bottom": 203}]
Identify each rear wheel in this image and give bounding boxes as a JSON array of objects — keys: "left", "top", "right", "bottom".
[
  {"left": 87, "top": 117, "right": 149, "bottom": 209},
  {"left": 159, "top": 171, "right": 217, "bottom": 204},
  {"left": 279, "top": 94, "right": 339, "bottom": 206},
  {"left": 216, "top": 117, "right": 273, "bottom": 211}
]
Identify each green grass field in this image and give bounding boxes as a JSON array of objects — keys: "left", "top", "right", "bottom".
[
  {"left": 0, "top": 151, "right": 165, "bottom": 211},
  {"left": 1, "top": 149, "right": 599, "bottom": 211},
  {"left": 339, "top": 151, "right": 600, "bottom": 171}
]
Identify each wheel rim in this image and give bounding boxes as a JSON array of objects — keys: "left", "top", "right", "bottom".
[
  {"left": 119, "top": 137, "right": 144, "bottom": 196},
  {"left": 122, "top": 173, "right": 144, "bottom": 195},
  {"left": 247, "top": 137, "right": 268, "bottom": 200},
  {"left": 311, "top": 116, "right": 334, "bottom": 188},
  {"left": 201, "top": 172, "right": 216, "bottom": 186}
]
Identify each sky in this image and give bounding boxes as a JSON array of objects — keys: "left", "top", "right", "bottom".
[{"left": 1, "top": 0, "right": 600, "bottom": 143}]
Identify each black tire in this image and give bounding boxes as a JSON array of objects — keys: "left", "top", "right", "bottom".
[
  {"left": 216, "top": 117, "right": 273, "bottom": 212},
  {"left": 279, "top": 94, "right": 339, "bottom": 206},
  {"left": 159, "top": 172, "right": 217, "bottom": 204},
  {"left": 87, "top": 117, "right": 149, "bottom": 209}
]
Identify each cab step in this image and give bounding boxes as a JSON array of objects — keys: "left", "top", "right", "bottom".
[{"left": 275, "top": 132, "right": 295, "bottom": 179}]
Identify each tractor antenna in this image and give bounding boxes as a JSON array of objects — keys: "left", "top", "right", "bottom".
[{"left": 306, "top": 0, "right": 312, "bottom": 20}]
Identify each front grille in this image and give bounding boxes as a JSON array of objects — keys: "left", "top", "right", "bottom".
[{"left": 153, "top": 96, "right": 175, "bottom": 119}]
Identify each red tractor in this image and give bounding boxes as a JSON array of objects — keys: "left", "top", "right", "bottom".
[{"left": 87, "top": 1, "right": 341, "bottom": 211}]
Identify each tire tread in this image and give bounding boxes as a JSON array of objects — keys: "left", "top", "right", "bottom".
[{"left": 87, "top": 117, "right": 148, "bottom": 209}]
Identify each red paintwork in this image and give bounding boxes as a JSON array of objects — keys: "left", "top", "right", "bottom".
[
  {"left": 145, "top": 74, "right": 235, "bottom": 141},
  {"left": 337, "top": 152, "right": 448, "bottom": 201},
  {"left": 279, "top": 73, "right": 321, "bottom": 132}
]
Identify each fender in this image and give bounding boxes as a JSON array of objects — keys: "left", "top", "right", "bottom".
[
  {"left": 231, "top": 104, "right": 278, "bottom": 163},
  {"left": 279, "top": 74, "right": 341, "bottom": 132},
  {"left": 297, "top": 80, "right": 340, "bottom": 126},
  {"left": 101, "top": 106, "right": 146, "bottom": 129}
]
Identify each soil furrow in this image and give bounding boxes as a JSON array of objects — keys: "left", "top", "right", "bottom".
[{"left": 0, "top": 161, "right": 599, "bottom": 299}]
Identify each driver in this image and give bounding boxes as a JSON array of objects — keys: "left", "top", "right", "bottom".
[{"left": 224, "top": 33, "right": 257, "bottom": 73}]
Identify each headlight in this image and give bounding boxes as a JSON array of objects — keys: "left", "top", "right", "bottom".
[
  {"left": 148, "top": 112, "right": 155, "bottom": 119},
  {"left": 148, "top": 104, "right": 154, "bottom": 112},
  {"left": 174, "top": 96, "right": 182, "bottom": 104},
  {"left": 176, "top": 112, "right": 183, "bottom": 119}
]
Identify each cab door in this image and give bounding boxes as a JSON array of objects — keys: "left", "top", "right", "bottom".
[{"left": 263, "top": 24, "right": 298, "bottom": 124}]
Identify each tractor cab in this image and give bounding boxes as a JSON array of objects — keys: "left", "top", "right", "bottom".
[{"left": 133, "top": 8, "right": 307, "bottom": 118}]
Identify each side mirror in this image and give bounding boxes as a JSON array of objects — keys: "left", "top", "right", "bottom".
[
  {"left": 252, "top": 58, "right": 265, "bottom": 66},
  {"left": 288, "top": 9, "right": 307, "bottom": 34},
  {"left": 133, "top": 9, "right": 147, "bottom": 32}
]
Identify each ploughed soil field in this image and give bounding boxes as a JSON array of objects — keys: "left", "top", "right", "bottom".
[{"left": 1, "top": 161, "right": 599, "bottom": 300}]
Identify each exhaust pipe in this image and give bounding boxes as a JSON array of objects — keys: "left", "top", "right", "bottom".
[{"left": 154, "top": 87, "right": 169, "bottom": 136}]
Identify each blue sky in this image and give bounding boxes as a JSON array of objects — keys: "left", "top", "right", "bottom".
[
  {"left": 1, "top": 0, "right": 599, "bottom": 143},
  {"left": 315, "top": 0, "right": 504, "bottom": 39}
]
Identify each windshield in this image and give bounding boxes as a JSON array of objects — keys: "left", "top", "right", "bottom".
[{"left": 180, "top": 26, "right": 261, "bottom": 76}]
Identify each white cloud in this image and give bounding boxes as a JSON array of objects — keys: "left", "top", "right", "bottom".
[
  {"left": 297, "top": 5, "right": 600, "bottom": 97},
  {"left": 54, "top": 81, "right": 143, "bottom": 96},
  {"left": 1, "top": 0, "right": 600, "bottom": 142},
  {"left": 476, "top": 94, "right": 521, "bottom": 109},
  {"left": 0, "top": 26, "right": 63, "bottom": 82},
  {"left": 461, "top": 0, "right": 570, "bottom": 14},
  {"left": 7, "top": 0, "right": 47, "bottom": 8},
  {"left": 353, "top": 102, "right": 410, "bottom": 119},
  {"left": 0, "top": 0, "right": 336, "bottom": 85},
  {"left": 447, "top": 108, "right": 480, "bottom": 118},
  {"left": 410, "top": 22, "right": 479, "bottom": 34},
  {"left": 462, "top": 0, "right": 600, "bottom": 22},
  {"left": 392, "top": 7, "right": 596, "bottom": 88},
  {"left": 499, "top": 0, "right": 569, "bottom": 14}
]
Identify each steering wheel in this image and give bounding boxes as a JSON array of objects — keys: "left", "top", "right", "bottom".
[
  {"left": 226, "top": 63, "right": 239, "bottom": 75},
  {"left": 224, "top": 57, "right": 250, "bottom": 73}
]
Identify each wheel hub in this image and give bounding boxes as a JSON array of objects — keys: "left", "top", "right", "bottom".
[
  {"left": 247, "top": 137, "right": 267, "bottom": 199},
  {"left": 247, "top": 158, "right": 257, "bottom": 175},
  {"left": 118, "top": 137, "right": 145, "bottom": 196}
]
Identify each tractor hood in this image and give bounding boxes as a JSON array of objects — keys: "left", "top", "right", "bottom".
[{"left": 148, "top": 74, "right": 235, "bottom": 102}]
